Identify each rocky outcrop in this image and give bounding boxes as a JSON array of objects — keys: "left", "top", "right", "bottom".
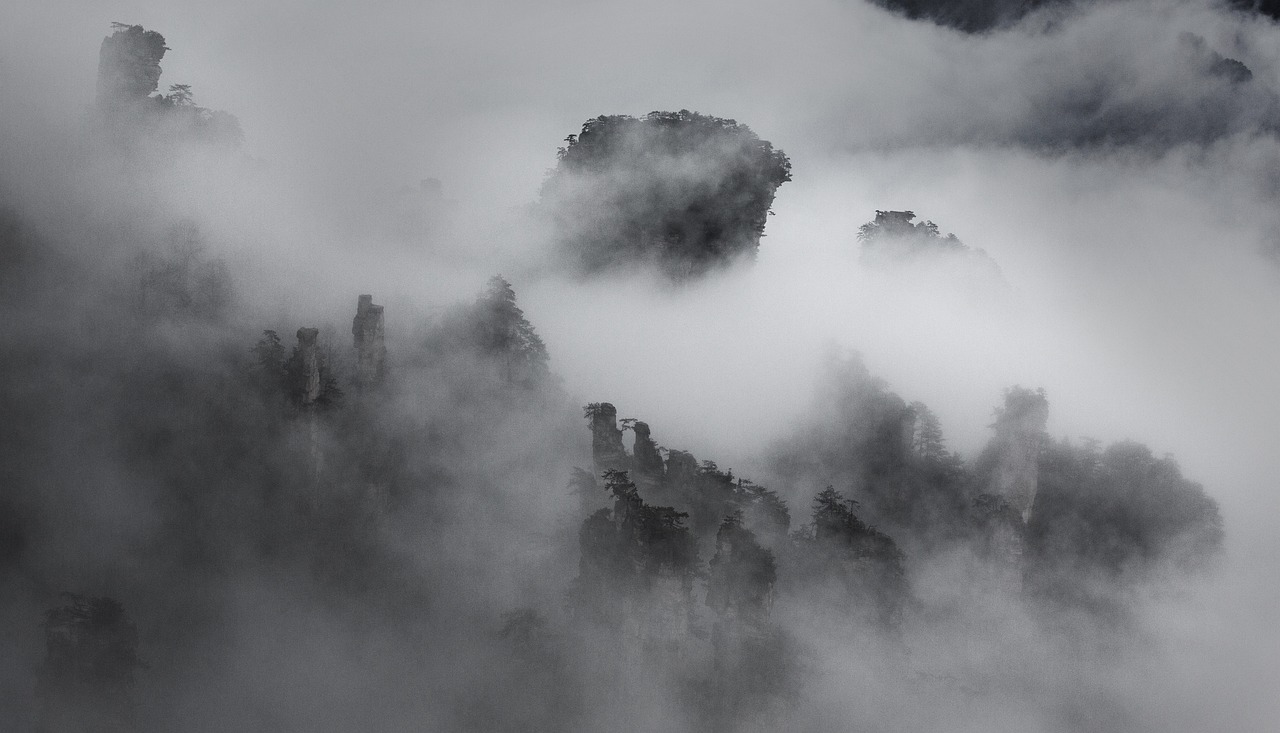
[
  {"left": 542, "top": 111, "right": 791, "bottom": 279},
  {"left": 97, "top": 24, "right": 167, "bottom": 107},
  {"left": 351, "top": 294, "right": 386, "bottom": 389}
]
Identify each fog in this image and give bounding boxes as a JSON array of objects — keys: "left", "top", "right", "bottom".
[{"left": 3, "top": 0, "right": 1280, "bottom": 730}]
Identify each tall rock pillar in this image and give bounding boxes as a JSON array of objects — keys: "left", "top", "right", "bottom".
[
  {"left": 587, "top": 402, "right": 628, "bottom": 475},
  {"left": 295, "top": 327, "right": 323, "bottom": 480},
  {"left": 632, "top": 421, "right": 664, "bottom": 478},
  {"left": 631, "top": 420, "right": 665, "bottom": 495},
  {"left": 988, "top": 387, "right": 1050, "bottom": 523},
  {"left": 295, "top": 328, "right": 322, "bottom": 405},
  {"left": 351, "top": 294, "right": 386, "bottom": 389}
]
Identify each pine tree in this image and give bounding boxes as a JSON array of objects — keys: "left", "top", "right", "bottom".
[{"left": 475, "top": 276, "right": 549, "bottom": 386}]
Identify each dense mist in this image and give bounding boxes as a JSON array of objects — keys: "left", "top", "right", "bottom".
[{"left": 3, "top": 1, "right": 1280, "bottom": 731}]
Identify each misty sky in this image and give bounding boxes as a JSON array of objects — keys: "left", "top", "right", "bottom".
[{"left": 4, "top": 0, "right": 1280, "bottom": 728}]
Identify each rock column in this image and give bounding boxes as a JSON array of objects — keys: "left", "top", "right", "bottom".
[
  {"left": 295, "top": 328, "right": 322, "bottom": 405},
  {"left": 589, "top": 403, "right": 628, "bottom": 475},
  {"left": 351, "top": 294, "right": 386, "bottom": 389}
]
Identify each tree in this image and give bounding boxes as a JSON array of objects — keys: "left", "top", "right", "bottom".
[
  {"left": 165, "top": 83, "right": 194, "bottom": 106},
  {"left": 909, "top": 401, "right": 947, "bottom": 462},
  {"left": 136, "top": 220, "right": 232, "bottom": 320},
  {"left": 474, "top": 276, "right": 549, "bottom": 386},
  {"left": 251, "top": 329, "right": 286, "bottom": 397}
]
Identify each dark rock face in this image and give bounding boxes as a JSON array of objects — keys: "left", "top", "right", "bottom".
[
  {"left": 96, "top": 24, "right": 167, "bottom": 106},
  {"left": 351, "top": 294, "right": 386, "bottom": 389}
]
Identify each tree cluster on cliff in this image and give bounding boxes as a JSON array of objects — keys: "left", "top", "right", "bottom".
[
  {"left": 541, "top": 110, "right": 791, "bottom": 279},
  {"left": 1026, "top": 439, "right": 1223, "bottom": 616},
  {"left": 573, "top": 469, "right": 698, "bottom": 623},
  {"left": 577, "top": 403, "right": 907, "bottom": 639},
  {"left": 856, "top": 210, "right": 1004, "bottom": 284}
]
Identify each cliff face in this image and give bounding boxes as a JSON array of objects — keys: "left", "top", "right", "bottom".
[{"left": 351, "top": 294, "right": 386, "bottom": 389}]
